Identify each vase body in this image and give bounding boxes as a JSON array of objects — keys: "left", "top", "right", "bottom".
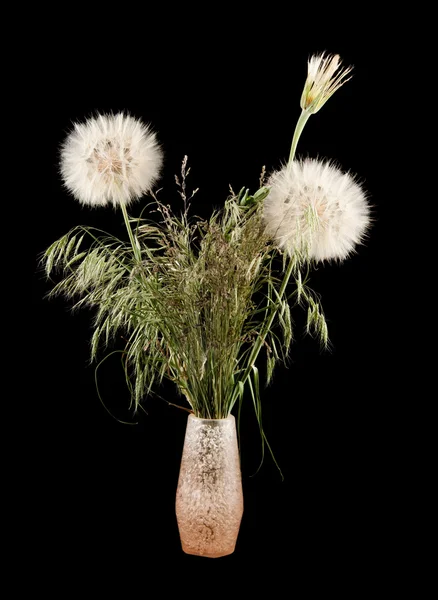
[{"left": 175, "top": 414, "right": 243, "bottom": 558}]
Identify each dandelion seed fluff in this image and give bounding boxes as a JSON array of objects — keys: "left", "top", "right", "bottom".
[
  {"left": 263, "top": 159, "right": 370, "bottom": 262},
  {"left": 60, "top": 113, "right": 163, "bottom": 207}
]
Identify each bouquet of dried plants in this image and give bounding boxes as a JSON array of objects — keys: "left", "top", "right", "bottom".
[{"left": 42, "top": 54, "right": 369, "bottom": 470}]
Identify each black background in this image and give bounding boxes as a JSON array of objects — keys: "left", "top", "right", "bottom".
[{"left": 31, "top": 18, "right": 396, "bottom": 587}]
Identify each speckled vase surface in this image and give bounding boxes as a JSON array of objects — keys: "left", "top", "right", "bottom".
[{"left": 175, "top": 414, "right": 243, "bottom": 558}]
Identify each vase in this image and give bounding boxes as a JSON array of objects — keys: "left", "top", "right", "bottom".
[{"left": 175, "top": 414, "right": 244, "bottom": 558}]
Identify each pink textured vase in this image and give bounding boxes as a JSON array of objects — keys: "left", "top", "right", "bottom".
[{"left": 175, "top": 414, "right": 244, "bottom": 558}]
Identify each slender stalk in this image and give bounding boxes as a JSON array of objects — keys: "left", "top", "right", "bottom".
[
  {"left": 120, "top": 203, "right": 141, "bottom": 262},
  {"left": 288, "top": 109, "right": 311, "bottom": 164},
  {"left": 230, "top": 109, "right": 312, "bottom": 410}
]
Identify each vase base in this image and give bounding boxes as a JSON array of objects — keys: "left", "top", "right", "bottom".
[{"left": 181, "top": 545, "right": 236, "bottom": 559}]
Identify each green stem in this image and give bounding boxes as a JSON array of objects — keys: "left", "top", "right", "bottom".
[
  {"left": 120, "top": 203, "right": 141, "bottom": 262},
  {"left": 229, "top": 110, "right": 313, "bottom": 410},
  {"left": 288, "top": 109, "right": 311, "bottom": 164}
]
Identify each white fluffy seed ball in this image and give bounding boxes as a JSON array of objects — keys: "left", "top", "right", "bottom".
[
  {"left": 263, "top": 159, "right": 370, "bottom": 262},
  {"left": 60, "top": 113, "right": 163, "bottom": 208}
]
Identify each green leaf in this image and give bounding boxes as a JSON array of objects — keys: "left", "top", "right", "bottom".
[
  {"left": 252, "top": 186, "right": 270, "bottom": 202},
  {"left": 239, "top": 189, "right": 251, "bottom": 206}
]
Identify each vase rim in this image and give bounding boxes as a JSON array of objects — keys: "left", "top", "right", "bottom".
[{"left": 188, "top": 413, "right": 235, "bottom": 423}]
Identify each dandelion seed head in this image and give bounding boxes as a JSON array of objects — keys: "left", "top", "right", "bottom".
[
  {"left": 60, "top": 113, "right": 163, "bottom": 208},
  {"left": 263, "top": 159, "right": 370, "bottom": 262}
]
